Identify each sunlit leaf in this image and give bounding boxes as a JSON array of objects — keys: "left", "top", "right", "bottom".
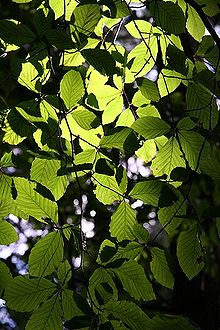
[
  {"left": 151, "top": 247, "right": 174, "bottom": 289},
  {"left": 29, "top": 231, "right": 63, "bottom": 277}
]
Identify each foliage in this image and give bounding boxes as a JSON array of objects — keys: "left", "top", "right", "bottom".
[{"left": 0, "top": 0, "right": 220, "bottom": 329}]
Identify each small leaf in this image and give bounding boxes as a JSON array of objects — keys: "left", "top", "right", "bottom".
[
  {"left": 103, "top": 300, "right": 154, "bottom": 329},
  {"left": 129, "top": 180, "right": 164, "bottom": 207},
  {"left": 0, "top": 220, "right": 18, "bottom": 245},
  {"left": 61, "top": 289, "right": 85, "bottom": 321},
  {"left": 110, "top": 201, "right": 137, "bottom": 242},
  {"left": 131, "top": 116, "right": 170, "bottom": 139},
  {"left": 29, "top": 231, "right": 63, "bottom": 277},
  {"left": 89, "top": 268, "right": 117, "bottom": 306},
  {"left": 100, "top": 127, "right": 138, "bottom": 153},
  {"left": 113, "top": 260, "right": 155, "bottom": 300},
  {"left": 177, "top": 224, "right": 204, "bottom": 280},
  {"left": 4, "top": 276, "right": 57, "bottom": 312},
  {"left": 137, "top": 78, "right": 160, "bottom": 102},
  {"left": 82, "top": 49, "right": 117, "bottom": 76},
  {"left": 60, "top": 70, "right": 84, "bottom": 110},
  {"left": 187, "top": 5, "right": 205, "bottom": 42},
  {"left": 93, "top": 173, "right": 123, "bottom": 205},
  {"left": 0, "top": 261, "right": 12, "bottom": 295},
  {"left": 14, "top": 177, "right": 58, "bottom": 223},
  {"left": 151, "top": 247, "right": 174, "bottom": 289}
]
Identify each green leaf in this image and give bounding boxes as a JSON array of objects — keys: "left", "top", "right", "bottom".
[
  {"left": 177, "top": 224, "right": 205, "bottom": 279},
  {"left": 110, "top": 201, "right": 137, "bottom": 241},
  {"left": 129, "top": 180, "right": 163, "bottom": 206},
  {"left": 157, "top": 69, "right": 182, "bottom": 97},
  {"left": 158, "top": 189, "right": 186, "bottom": 234},
  {"left": 49, "top": 0, "right": 76, "bottom": 20},
  {"left": 74, "top": 148, "right": 96, "bottom": 165},
  {"left": 4, "top": 276, "right": 57, "bottom": 312},
  {"left": 89, "top": 268, "right": 117, "bottom": 306},
  {"left": 61, "top": 289, "right": 85, "bottom": 321},
  {"left": 0, "top": 261, "right": 12, "bottom": 295},
  {"left": 0, "top": 220, "right": 18, "bottom": 245},
  {"left": 137, "top": 78, "right": 160, "bottom": 102},
  {"left": 113, "top": 260, "right": 155, "bottom": 300},
  {"left": 82, "top": 49, "right": 117, "bottom": 76},
  {"left": 135, "top": 139, "right": 157, "bottom": 163},
  {"left": 187, "top": 5, "right": 205, "bottom": 42},
  {"left": 17, "top": 62, "right": 40, "bottom": 93},
  {"left": 0, "top": 19, "right": 36, "bottom": 46},
  {"left": 25, "top": 296, "right": 63, "bottom": 330},
  {"left": 60, "top": 70, "right": 84, "bottom": 110},
  {"left": 93, "top": 173, "right": 123, "bottom": 205},
  {"left": 100, "top": 127, "right": 138, "bottom": 153},
  {"left": 30, "top": 158, "right": 68, "bottom": 201},
  {"left": 131, "top": 116, "right": 170, "bottom": 139},
  {"left": 29, "top": 231, "right": 63, "bottom": 277},
  {"left": 72, "top": 107, "right": 99, "bottom": 130},
  {"left": 149, "top": 1, "right": 185, "bottom": 35},
  {"left": 132, "top": 116, "right": 170, "bottom": 139},
  {"left": 151, "top": 137, "right": 186, "bottom": 177},
  {"left": 150, "top": 247, "right": 174, "bottom": 289},
  {"left": 14, "top": 177, "right": 58, "bottom": 223},
  {"left": 186, "top": 82, "right": 218, "bottom": 129},
  {"left": 132, "top": 223, "right": 149, "bottom": 243},
  {"left": 200, "top": 150, "right": 220, "bottom": 180},
  {"left": 71, "top": 4, "right": 101, "bottom": 42},
  {"left": 178, "top": 130, "right": 205, "bottom": 170},
  {"left": 104, "top": 300, "right": 154, "bottom": 329}
]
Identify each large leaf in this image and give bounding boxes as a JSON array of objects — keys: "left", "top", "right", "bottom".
[
  {"left": 151, "top": 137, "right": 186, "bottom": 177},
  {"left": 149, "top": 1, "right": 185, "bottom": 35},
  {"left": 0, "top": 19, "right": 36, "bottom": 46},
  {"left": 177, "top": 224, "right": 205, "bottom": 280},
  {"left": 131, "top": 116, "right": 170, "bottom": 139},
  {"left": 150, "top": 247, "right": 174, "bottom": 289},
  {"left": 14, "top": 177, "right": 58, "bottom": 223},
  {"left": 71, "top": 4, "right": 101, "bottom": 42},
  {"left": 110, "top": 201, "right": 137, "bottom": 241},
  {"left": 137, "top": 78, "right": 160, "bottom": 102},
  {"left": 30, "top": 158, "right": 68, "bottom": 200},
  {"left": 4, "top": 276, "right": 57, "bottom": 312},
  {"left": 25, "top": 296, "right": 63, "bottom": 330},
  {"left": 113, "top": 260, "right": 155, "bottom": 301},
  {"left": 29, "top": 231, "right": 63, "bottom": 277},
  {"left": 60, "top": 70, "right": 84, "bottom": 110},
  {"left": 129, "top": 180, "right": 163, "bottom": 206},
  {"left": 0, "top": 220, "right": 18, "bottom": 245}
]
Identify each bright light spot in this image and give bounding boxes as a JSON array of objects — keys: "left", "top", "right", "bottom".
[
  {"left": 13, "top": 147, "right": 22, "bottom": 155},
  {"left": 148, "top": 211, "right": 156, "bottom": 219},
  {"left": 81, "top": 218, "right": 95, "bottom": 238},
  {"left": 131, "top": 200, "right": 143, "bottom": 209},
  {"left": 73, "top": 256, "right": 81, "bottom": 269},
  {"left": 67, "top": 217, "right": 73, "bottom": 224},
  {"left": 130, "top": 164, "right": 138, "bottom": 173},
  {"left": 6, "top": 167, "right": 16, "bottom": 174},
  {"left": 146, "top": 69, "right": 158, "bottom": 81},
  {"left": 9, "top": 214, "right": 19, "bottom": 223},
  {"left": 149, "top": 219, "right": 156, "bottom": 226},
  {"left": 90, "top": 210, "right": 96, "bottom": 217},
  {"left": 73, "top": 199, "right": 79, "bottom": 206},
  {"left": 139, "top": 166, "right": 151, "bottom": 177},
  {"left": 82, "top": 195, "right": 88, "bottom": 203},
  {"left": 17, "top": 243, "right": 28, "bottom": 255}
]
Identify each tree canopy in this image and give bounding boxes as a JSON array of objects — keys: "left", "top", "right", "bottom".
[{"left": 0, "top": 0, "right": 220, "bottom": 329}]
